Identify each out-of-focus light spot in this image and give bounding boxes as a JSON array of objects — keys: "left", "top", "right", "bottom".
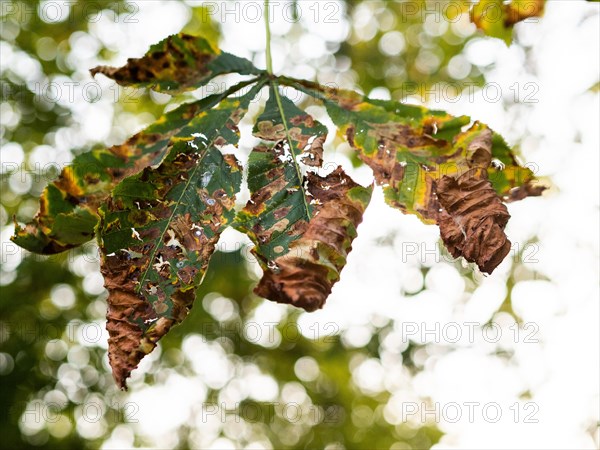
[
  {"left": 48, "top": 415, "right": 73, "bottom": 439},
  {"left": 0, "top": 141, "right": 24, "bottom": 171},
  {"left": 351, "top": 404, "right": 374, "bottom": 427},
  {"left": 451, "top": 14, "right": 476, "bottom": 38},
  {"left": 69, "top": 252, "right": 100, "bottom": 278},
  {"left": 67, "top": 346, "right": 90, "bottom": 368},
  {"left": 369, "top": 87, "right": 391, "bottom": 100},
  {"left": 46, "top": 339, "right": 68, "bottom": 361},
  {"left": 208, "top": 438, "right": 236, "bottom": 450},
  {"left": 36, "top": 37, "right": 57, "bottom": 61},
  {"left": 379, "top": 31, "right": 406, "bottom": 56},
  {"left": 101, "top": 425, "right": 135, "bottom": 450},
  {"left": 416, "top": 49, "right": 442, "bottom": 74},
  {"left": 281, "top": 381, "right": 308, "bottom": 405},
  {"left": 83, "top": 272, "right": 105, "bottom": 296},
  {"left": 294, "top": 356, "right": 320, "bottom": 382},
  {"left": 341, "top": 324, "right": 372, "bottom": 348},
  {"left": 244, "top": 441, "right": 272, "bottom": 450},
  {"left": 423, "top": 15, "right": 449, "bottom": 37},
  {"left": 512, "top": 280, "right": 562, "bottom": 322},
  {"left": 38, "top": 0, "right": 71, "bottom": 24},
  {"left": 0, "top": 352, "right": 15, "bottom": 375},
  {"left": 352, "top": 358, "right": 385, "bottom": 394},
  {"left": 401, "top": 266, "right": 424, "bottom": 294},
  {"left": 51, "top": 284, "right": 76, "bottom": 309},
  {"left": 0, "top": 103, "right": 21, "bottom": 129},
  {"left": 76, "top": 416, "right": 107, "bottom": 440},
  {"left": 0, "top": 20, "right": 19, "bottom": 42},
  {"left": 465, "top": 38, "right": 501, "bottom": 67},
  {"left": 299, "top": 34, "right": 326, "bottom": 59},
  {"left": 203, "top": 294, "right": 238, "bottom": 322},
  {"left": 246, "top": 373, "right": 279, "bottom": 402},
  {"left": 447, "top": 54, "right": 472, "bottom": 80},
  {"left": 183, "top": 336, "right": 234, "bottom": 389},
  {"left": 19, "top": 400, "right": 47, "bottom": 435},
  {"left": 425, "top": 265, "right": 464, "bottom": 301},
  {"left": 9, "top": 171, "right": 31, "bottom": 194}
]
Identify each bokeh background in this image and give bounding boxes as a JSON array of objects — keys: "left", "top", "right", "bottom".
[{"left": 1, "top": 1, "right": 598, "bottom": 449}]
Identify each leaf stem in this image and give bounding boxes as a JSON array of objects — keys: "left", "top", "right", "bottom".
[{"left": 264, "top": 0, "right": 273, "bottom": 74}]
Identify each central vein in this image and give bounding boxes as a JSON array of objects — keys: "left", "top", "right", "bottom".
[{"left": 271, "top": 81, "right": 312, "bottom": 220}]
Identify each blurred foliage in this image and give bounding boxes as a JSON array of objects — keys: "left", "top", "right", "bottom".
[
  {"left": 339, "top": 1, "right": 484, "bottom": 99},
  {"left": 0, "top": 1, "right": 540, "bottom": 449}
]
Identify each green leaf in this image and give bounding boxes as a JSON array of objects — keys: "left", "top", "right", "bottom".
[
  {"left": 91, "top": 33, "right": 265, "bottom": 94},
  {"left": 235, "top": 86, "right": 371, "bottom": 311},
  {"left": 12, "top": 78, "right": 262, "bottom": 254},
  {"left": 98, "top": 84, "right": 263, "bottom": 389},
  {"left": 281, "top": 77, "right": 544, "bottom": 273}
]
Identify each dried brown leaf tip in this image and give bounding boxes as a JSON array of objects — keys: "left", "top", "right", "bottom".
[
  {"left": 253, "top": 167, "right": 373, "bottom": 311},
  {"left": 437, "top": 168, "right": 511, "bottom": 274},
  {"left": 435, "top": 127, "right": 511, "bottom": 274}
]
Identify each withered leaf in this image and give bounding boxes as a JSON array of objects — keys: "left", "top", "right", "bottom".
[
  {"left": 254, "top": 167, "right": 372, "bottom": 311},
  {"left": 437, "top": 168, "right": 511, "bottom": 274},
  {"left": 281, "top": 77, "right": 544, "bottom": 273},
  {"left": 12, "top": 79, "right": 261, "bottom": 254},
  {"left": 91, "top": 33, "right": 264, "bottom": 94},
  {"left": 99, "top": 85, "right": 261, "bottom": 388},
  {"left": 238, "top": 142, "right": 372, "bottom": 311}
]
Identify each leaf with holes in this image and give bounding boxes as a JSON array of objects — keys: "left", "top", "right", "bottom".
[
  {"left": 12, "top": 78, "right": 262, "bottom": 254},
  {"left": 234, "top": 86, "right": 372, "bottom": 311},
  {"left": 98, "top": 85, "right": 260, "bottom": 388},
  {"left": 280, "top": 78, "right": 544, "bottom": 273},
  {"left": 91, "top": 33, "right": 264, "bottom": 94},
  {"left": 11, "top": 29, "right": 548, "bottom": 390}
]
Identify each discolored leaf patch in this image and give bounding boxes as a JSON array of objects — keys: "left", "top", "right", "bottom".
[
  {"left": 238, "top": 142, "right": 372, "bottom": 310},
  {"left": 254, "top": 167, "right": 372, "bottom": 311},
  {"left": 91, "top": 33, "right": 264, "bottom": 94},
  {"left": 12, "top": 79, "right": 260, "bottom": 254},
  {"left": 281, "top": 77, "right": 544, "bottom": 273},
  {"left": 472, "top": 0, "right": 545, "bottom": 44},
  {"left": 99, "top": 87, "right": 260, "bottom": 388}
]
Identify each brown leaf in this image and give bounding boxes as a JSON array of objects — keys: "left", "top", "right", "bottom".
[
  {"left": 301, "top": 135, "right": 326, "bottom": 167},
  {"left": 102, "top": 252, "right": 195, "bottom": 389},
  {"left": 437, "top": 168, "right": 511, "bottom": 274}
]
